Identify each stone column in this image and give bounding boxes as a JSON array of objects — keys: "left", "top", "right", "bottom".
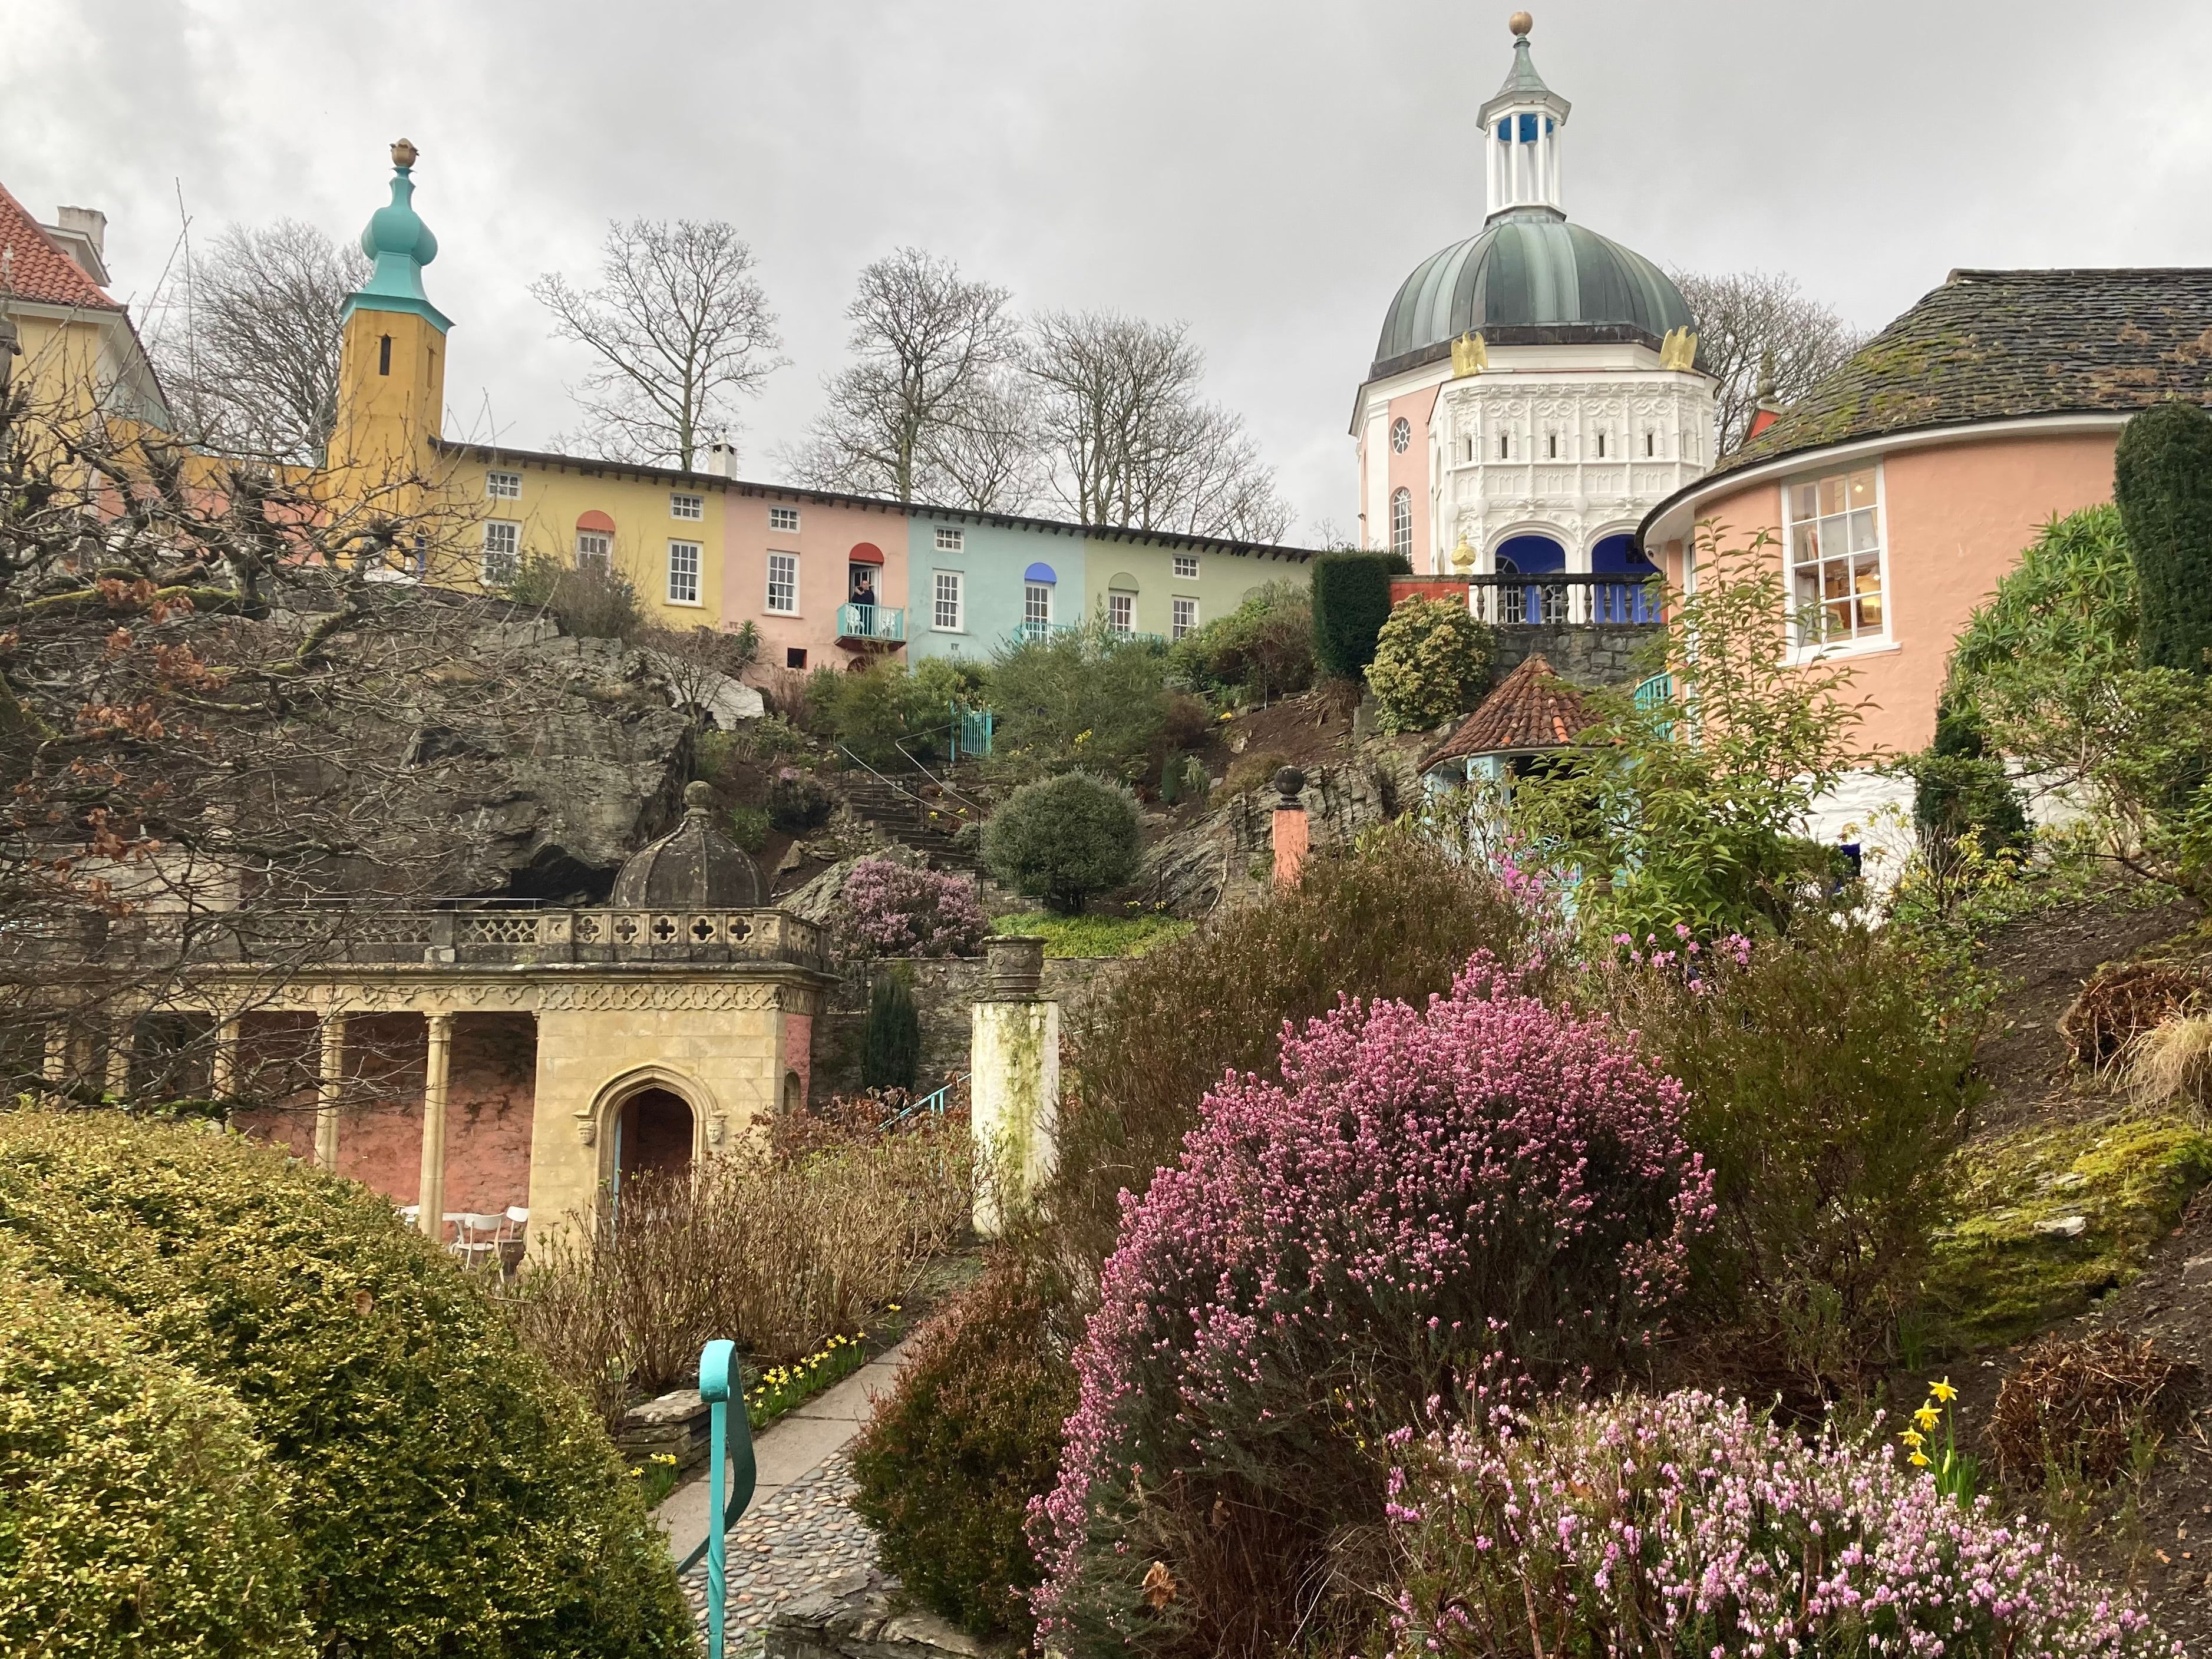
[
  {"left": 1271, "top": 765, "right": 1310, "bottom": 887},
  {"left": 313, "top": 1013, "right": 348, "bottom": 1172},
  {"left": 970, "top": 935, "right": 1058, "bottom": 1240},
  {"left": 210, "top": 1017, "right": 240, "bottom": 1101},
  {"left": 416, "top": 1011, "right": 455, "bottom": 1238},
  {"left": 42, "top": 1023, "right": 70, "bottom": 1085},
  {"left": 105, "top": 1023, "right": 132, "bottom": 1098}
]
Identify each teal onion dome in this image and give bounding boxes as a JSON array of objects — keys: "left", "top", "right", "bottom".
[{"left": 343, "top": 138, "right": 451, "bottom": 331}]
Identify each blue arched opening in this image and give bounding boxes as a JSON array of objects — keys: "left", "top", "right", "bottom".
[
  {"left": 1590, "top": 533, "right": 1659, "bottom": 623},
  {"left": 1490, "top": 534, "right": 1565, "bottom": 625}
]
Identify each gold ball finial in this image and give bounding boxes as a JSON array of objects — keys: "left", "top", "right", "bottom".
[
  {"left": 390, "top": 137, "right": 420, "bottom": 170},
  {"left": 1508, "top": 11, "right": 1533, "bottom": 35}
]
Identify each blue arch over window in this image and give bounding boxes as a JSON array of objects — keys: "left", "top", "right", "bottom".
[
  {"left": 1590, "top": 534, "right": 1652, "bottom": 574},
  {"left": 1023, "top": 562, "right": 1057, "bottom": 584},
  {"left": 1491, "top": 534, "right": 1565, "bottom": 576}
]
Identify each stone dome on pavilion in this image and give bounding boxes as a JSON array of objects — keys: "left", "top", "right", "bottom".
[{"left": 610, "top": 781, "right": 765, "bottom": 908}]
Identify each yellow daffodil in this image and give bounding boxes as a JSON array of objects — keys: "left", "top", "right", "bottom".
[
  {"left": 1909, "top": 1451, "right": 1930, "bottom": 1468},
  {"left": 1900, "top": 1429, "right": 1925, "bottom": 1449},
  {"left": 1913, "top": 1406, "right": 1942, "bottom": 1431},
  {"left": 1929, "top": 1379, "right": 1957, "bottom": 1403}
]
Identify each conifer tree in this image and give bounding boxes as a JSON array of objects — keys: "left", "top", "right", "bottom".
[
  {"left": 2115, "top": 398, "right": 2212, "bottom": 675},
  {"left": 863, "top": 969, "right": 922, "bottom": 1093}
]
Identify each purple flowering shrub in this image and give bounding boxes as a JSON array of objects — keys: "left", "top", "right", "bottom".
[
  {"left": 1028, "top": 959, "right": 1715, "bottom": 1659},
  {"left": 1386, "top": 1389, "right": 2175, "bottom": 1659},
  {"left": 835, "top": 858, "right": 988, "bottom": 959}
]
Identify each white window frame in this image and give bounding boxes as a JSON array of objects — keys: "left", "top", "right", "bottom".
[
  {"left": 1389, "top": 488, "right": 1412, "bottom": 561},
  {"left": 667, "top": 538, "right": 702, "bottom": 606},
  {"left": 1172, "top": 595, "right": 1199, "bottom": 640},
  {"left": 1107, "top": 591, "right": 1135, "bottom": 636},
  {"left": 485, "top": 469, "right": 521, "bottom": 500},
  {"left": 1780, "top": 459, "right": 1893, "bottom": 665},
  {"left": 935, "top": 526, "right": 964, "bottom": 553},
  {"left": 575, "top": 529, "right": 610, "bottom": 570},
  {"left": 768, "top": 505, "right": 800, "bottom": 534},
  {"left": 1172, "top": 554, "right": 1200, "bottom": 580},
  {"left": 933, "top": 569, "right": 964, "bottom": 632},
  {"left": 1023, "top": 582, "right": 1053, "bottom": 629},
  {"left": 766, "top": 551, "right": 798, "bottom": 615},
  {"left": 480, "top": 519, "right": 520, "bottom": 584},
  {"left": 670, "top": 492, "right": 704, "bottom": 521}
]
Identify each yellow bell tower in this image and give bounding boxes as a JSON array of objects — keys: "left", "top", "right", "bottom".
[{"left": 326, "top": 139, "right": 453, "bottom": 537}]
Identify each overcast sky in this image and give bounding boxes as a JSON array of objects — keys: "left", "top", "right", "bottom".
[{"left": 10, "top": 0, "right": 2212, "bottom": 539}]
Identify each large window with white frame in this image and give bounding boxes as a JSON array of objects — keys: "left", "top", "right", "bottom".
[
  {"left": 933, "top": 570, "right": 963, "bottom": 632},
  {"left": 1786, "top": 466, "right": 1884, "bottom": 648},
  {"left": 576, "top": 529, "right": 610, "bottom": 570},
  {"left": 1172, "top": 595, "right": 1199, "bottom": 640},
  {"left": 1390, "top": 488, "right": 1412, "bottom": 561},
  {"left": 1023, "top": 583, "right": 1052, "bottom": 630},
  {"left": 667, "top": 539, "right": 702, "bottom": 606},
  {"left": 1107, "top": 592, "right": 1134, "bottom": 635},
  {"left": 481, "top": 520, "right": 519, "bottom": 584},
  {"left": 767, "top": 552, "right": 798, "bottom": 614}
]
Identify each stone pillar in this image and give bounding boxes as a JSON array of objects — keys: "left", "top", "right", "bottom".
[
  {"left": 970, "top": 935, "right": 1058, "bottom": 1240},
  {"left": 314, "top": 1013, "right": 348, "bottom": 1172},
  {"left": 1271, "top": 765, "right": 1310, "bottom": 887},
  {"left": 42, "top": 1023, "right": 70, "bottom": 1085},
  {"left": 210, "top": 1017, "right": 240, "bottom": 1100},
  {"left": 104, "top": 1025, "right": 132, "bottom": 1098},
  {"left": 416, "top": 1011, "right": 455, "bottom": 1238}
]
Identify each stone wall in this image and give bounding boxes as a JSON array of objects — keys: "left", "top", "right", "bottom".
[
  {"left": 813, "top": 955, "right": 1127, "bottom": 1101},
  {"left": 1490, "top": 623, "right": 1660, "bottom": 688}
]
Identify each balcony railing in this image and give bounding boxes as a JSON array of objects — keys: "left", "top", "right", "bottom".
[
  {"left": 837, "top": 603, "right": 904, "bottom": 644},
  {"left": 53, "top": 905, "right": 829, "bottom": 972},
  {"left": 1468, "top": 574, "right": 1662, "bottom": 627}
]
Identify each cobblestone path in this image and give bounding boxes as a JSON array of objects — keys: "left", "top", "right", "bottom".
[{"left": 679, "top": 1451, "right": 877, "bottom": 1654}]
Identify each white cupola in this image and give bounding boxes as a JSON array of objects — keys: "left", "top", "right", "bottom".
[{"left": 1480, "top": 12, "right": 1571, "bottom": 220}]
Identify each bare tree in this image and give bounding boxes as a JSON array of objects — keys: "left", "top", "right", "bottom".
[
  {"left": 785, "top": 247, "right": 1024, "bottom": 505},
  {"left": 149, "top": 219, "right": 369, "bottom": 464},
  {"left": 1671, "top": 268, "right": 1868, "bottom": 455},
  {"left": 914, "top": 369, "right": 1043, "bottom": 512},
  {"left": 532, "top": 219, "right": 783, "bottom": 471},
  {"left": 1026, "top": 310, "right": 1292, "bottom": 542}
]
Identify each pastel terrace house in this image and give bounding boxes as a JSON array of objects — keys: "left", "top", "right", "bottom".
[{"left": 326, "top": 144, "right": 1317, "bottom": 673}]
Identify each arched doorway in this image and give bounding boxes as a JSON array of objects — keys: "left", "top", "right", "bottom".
[
  {"left": 1490, "top": 533, "right": 1566, "bottom": 624},
  {"left": 613, "top": 1086, "right": 695, "bottom": 1199},
  {"left": 1589, "top": 532, "right": 1659, "bottom": 622}
]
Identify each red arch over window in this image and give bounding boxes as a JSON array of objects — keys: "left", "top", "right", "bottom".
[
  {"left": 577, "top": 510, "right": 616, "bottom": 534},
  {"left": 849, "top": 542, "right": 885, "bottom": 566}
]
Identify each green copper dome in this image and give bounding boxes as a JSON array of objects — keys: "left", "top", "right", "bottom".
[
  {"left": 342, "top": 139, "right": 451, "bottom": 333},
  {"left": 1370, "top": 209, "right": 1692, "bottom": 381}
]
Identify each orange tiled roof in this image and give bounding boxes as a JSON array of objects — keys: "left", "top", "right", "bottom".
[
  {"left": 1422, "top": 653, "right": 1596, "bottom": 770},
  {"left": 0, "top": 180, "right": 121, "bottom": 312}
]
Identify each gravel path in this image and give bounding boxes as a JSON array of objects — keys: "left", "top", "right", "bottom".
[{"left": 678, "top": 1451, "right": 879, "bottom": 1653}]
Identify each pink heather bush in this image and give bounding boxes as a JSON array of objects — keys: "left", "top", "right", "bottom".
[
  {"left": 836, "top": 858, "right": 988, "bottom": 959},
  {"left": 1028, "top": 959, "right": 1714, "bottom": 1659},
  {"left": 1387, "top": 1389, "right": 2175, "bottom": 1659}
]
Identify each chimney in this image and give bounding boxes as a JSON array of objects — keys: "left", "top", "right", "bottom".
[
  {"left": 49, "top": 206, "right": 109, "bottom": 285},
  {"left": 701, "top": 439, "right": 740, "bottom": 480}
]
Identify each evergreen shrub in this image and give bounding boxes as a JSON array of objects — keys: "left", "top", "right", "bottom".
[
  {"left": 849, "top": 1255, "right": 1076, "bottom": 1640},
  {"left": 1911, "top": 693, "right": 2029, "bottom": 858},
  {"left": 766, "top": 772, "right": 834, "bottom": 833},
  {"left": 989, "top": 620, "right": 1170, "bottom": 781},
  {"left": 863, "top": 969, "right": 923, "bottom": 1091},
  {"left": 0, "top": 1250, "right": 313, "bottom": 1657},
  {"left": 980, "top": 772, "right": 1142, "bottom": 914},
  {"left": 0, "top": 1109, "right": 691, "bottom": 1659},
  {"left": 1029, "top": 963, "right": 1713, "bottom": 1659},
  {"left": 1309, "top": 551, "right": 1402, "bottom": 679},
  {"left": 1365, "top": 595, "right": 1495, "bottom": 732},
  {"left": 2116, "top": 398, "right": 2212, "bottom": 675},
  {"left": 1164, "top": 580, "right": 1315, "bottom": 703}
]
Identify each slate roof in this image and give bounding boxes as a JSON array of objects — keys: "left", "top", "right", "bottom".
[
  {"left": 1712, "top": 267, "right": 2212, "bottom": 478},
  {"left": 1422, "top": 653, "right": 1595, "bottom": 771},
  {"left": 0, "top": 180, "right": 121, "bottom": 312}
]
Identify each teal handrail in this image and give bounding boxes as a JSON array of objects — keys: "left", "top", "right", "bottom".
[
  {"left": 877, "top": 1072, "right": 969, "bottom": 1133},
  {"left": 686, "top": 1339, "right": 758, "bottom": 1655}
]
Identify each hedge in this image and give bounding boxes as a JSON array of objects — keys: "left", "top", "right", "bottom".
[
  {"left": 0, "top": 1108, "right": 691, "bottom": 1659},
  {"left": 1310, "top": 551, "right": 1404, "bottom": 679},
  {"left": 2116, "top": 398, "right": 2212, "bottom": 675}
]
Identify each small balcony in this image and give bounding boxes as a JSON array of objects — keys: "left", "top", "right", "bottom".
[
  {"left": 1468, "top": 574, "right": 1662, "bottom": 628},
  {"left": 837, "top": 603, "right": 905, "bottom": 647}
]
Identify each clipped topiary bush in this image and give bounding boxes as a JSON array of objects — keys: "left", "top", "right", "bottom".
[
  {"left": 1386, "top": 1389, "right": 2171, "bottom": 1659},
  {"left": 1309, "top": 551, "right": 1402, "bottom": 680},
  {"left": 1366, "top": 595, "right": 1494, "bottom": 733},
  {"left": 0, "top": 1109, "right": 692, "bottom": 1659},
  {"left": 1029, "top": 961, "right": 1712, "bottom": 1659},
  {"left": 836, "top": 857, "right": 989, "bottom": 959},
  {"left": 2116, "top": 398, "right": 2212, "bottom": 676},
  {"left": 849, "top": 1255, "right": 1075, "bottom": 1640},
  {"left": 980, "top": 772, "right": 1142, "bottom": 914},
  {"left": 863, "top": 969, "right": 923, "bottom": 1092},
  {"left": 0, "top": 1247, "right": 314, "bottom": 1657}
]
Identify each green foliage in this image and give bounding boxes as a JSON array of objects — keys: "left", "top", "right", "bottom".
[
  {"left": 849, "top": 1257, "right": 1076, "bottom": 1639},
  {"left": 863, "top": 969, "right": 922, "bottom": 1092},
  {"left": 1593, "top": 920, "right": 1982, "bottom": 1393},
  {"left": 767, "top": 773, "right": 834, "bottom": 834},
  {"left": 1510, "top": 526, "right": 1877, "bottom": 944},
  {"left": 2116, "top": 398, "right": 2212, "bottom": 675},
  {"left": 991, "top": 911, "right": 1193, "bottom": 958},
  {"left": 980, "top": 772, "right": 1143, "bottom": 914},
  {"left": 1366, "top": 596, "right": 1495, "bottom": 733},
  {"left": 1309, "top": 551, "right": 1401, "bottom": 679},
  {"left": 1927, "top": 1111, "right": 2212, "bottom": 1350},
  {"left": 0, "top": 1108, "right": 691, "bottom": 1659},
  {"left": 988, "top": 619, "right": 1170, "bottom": 781},
  {"left": 727, "top": 804, "right": 770, "bottom": 852},
  {"left": 1163, "top": 580, "right": 1316, "bottom": 703},
  {"left": 808, "top": 659, "right": 936, "bottom": 765},
  {"left": 1913, "top": 695, "right": 2028, "bottom": 855},
  {"left": 506, "top": 551, "right": 645, "bottom": 642},
  {"left": 0, "top": 1246, "right": 313, "bottom": 1657}
]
